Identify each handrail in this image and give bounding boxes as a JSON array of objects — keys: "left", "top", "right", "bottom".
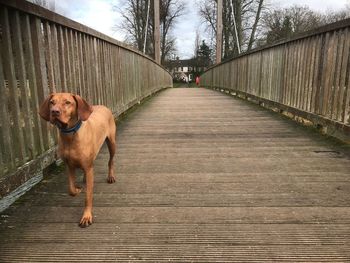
[
  {"left": 201, "top": 18, "right": 350, "bottom": 142},
  {"left": 0, "top": 0, "right": 170, "bottom": 70}
]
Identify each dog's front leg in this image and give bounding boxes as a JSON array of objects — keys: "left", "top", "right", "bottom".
[
  {"left": 67, "top": 165, "right": 82, "bottom": 196},
  {"left": 79, "top": 166, "right": 94, "bottom": 227}
]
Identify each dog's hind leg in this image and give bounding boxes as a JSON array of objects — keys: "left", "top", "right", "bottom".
[{"left": 105, "top": 127, "right": 116, "bottom": 184}]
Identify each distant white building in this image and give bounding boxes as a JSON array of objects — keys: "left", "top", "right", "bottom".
[{"left": 165, "top": 58, "right": 209, "bottom": 82}]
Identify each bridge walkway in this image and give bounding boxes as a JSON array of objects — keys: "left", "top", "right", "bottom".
[{"left": 0, "top": 88, "right": 349, "bottom": 262}]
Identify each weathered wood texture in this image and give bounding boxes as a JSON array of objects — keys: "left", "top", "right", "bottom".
[
  {"left": 0, "top": 0, "right": 172, "bottom": 197},
  {"left": 0, "top": 88, "right": 349, "bottom": 262},
  {"left": 201, "top": 18, "right": 350, "bottom": 140}
]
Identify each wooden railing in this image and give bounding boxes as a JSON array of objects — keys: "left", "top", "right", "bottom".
[
  {"left": 201, "top": 18, "right": 350, "bottom": 141},
  {"left": 0, "top": 0, "right": 172, "bottom": 197}
]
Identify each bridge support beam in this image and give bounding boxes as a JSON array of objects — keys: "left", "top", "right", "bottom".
[
  {"left": 216, "top": 0, "right": 223, "bottom": 64},
  {"left": 154, "top": 0, "right": 160, "bottom": 64}
]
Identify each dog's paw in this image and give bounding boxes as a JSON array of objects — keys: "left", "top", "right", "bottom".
[
  {"left": 107, "top": 175, "right": 116, "bottom": 184},
  {"left": 79, "top": 211, "right": 93, "bottom": 228},
  {"left": 69, "top": 186, "right": 82, "bottom": 197}
]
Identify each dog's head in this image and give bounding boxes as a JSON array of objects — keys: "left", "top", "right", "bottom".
[{"left": 39, "top": 93, "right": 93, "bottom": 129}]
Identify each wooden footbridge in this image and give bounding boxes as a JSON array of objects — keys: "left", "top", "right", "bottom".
[{"left": 0, "top": 1, "right": 350, "bottom": 262}]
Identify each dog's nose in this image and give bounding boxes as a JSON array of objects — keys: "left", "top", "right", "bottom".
[{"left": 51, "top": 109, "right": 61, "bottom": 116}]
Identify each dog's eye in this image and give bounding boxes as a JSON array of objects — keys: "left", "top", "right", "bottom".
[
  {"left": 50, "top": 100, "right": 55, "bottom": 105},
  {"left": 65, "top": 101, "right": 71, "bottom": 105}
]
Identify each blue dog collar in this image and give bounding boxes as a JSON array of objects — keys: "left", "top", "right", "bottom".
[{"left": 60, "top": 120, "right": 82, "bottom": 134}]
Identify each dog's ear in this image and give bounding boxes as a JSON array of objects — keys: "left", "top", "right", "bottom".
[
  {"left": 73, "top": 94, "right": 93, "bottom": 121},
  {"left": 39, "top": 94, "right": 53, "bottom": 121}
]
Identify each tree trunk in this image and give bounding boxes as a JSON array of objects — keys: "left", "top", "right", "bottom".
[{"left": 247, "top": 0, "right": 264, "bottom": 51}]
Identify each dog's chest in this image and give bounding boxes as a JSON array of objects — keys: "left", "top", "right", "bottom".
[{"left": 58, "top": 141, "right": 92, "bottom": 167}]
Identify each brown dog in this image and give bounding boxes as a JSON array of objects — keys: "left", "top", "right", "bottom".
[{"left": 39, "top": 93, "right": 116, "bottom": 227}]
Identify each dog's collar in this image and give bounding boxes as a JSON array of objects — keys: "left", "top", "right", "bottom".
[{"left": 60, "top": 120, "right": 82, "bottom": 134}]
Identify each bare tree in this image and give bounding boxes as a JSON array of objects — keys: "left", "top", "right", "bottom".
[
  {"left": 159, "top": 0, "right": 185, "bottom": 63},
  {"left": 261, "top": 5, "right": 350, "bottom": 45},
  {"left": 113, "top": 0, "right": 149, "bottom": 51},
  {"left": 198, "top": 0, "right": 266, "bottom": 60},
  {"left": 113, "top": 0, "right": 185, "bottom": 64},
  {"left": 247, "top": 0, "right": 264, "bottom": 50},
  {"left": 321, "top": 8, "right": 350, "bottom": 24},
  {"left": 27, "top": 0, "right": 56, "bottom": 12}
]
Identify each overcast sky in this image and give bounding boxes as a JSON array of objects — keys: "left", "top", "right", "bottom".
[{"left": 46, "top": 0, "right": 349, "bottom": 59}]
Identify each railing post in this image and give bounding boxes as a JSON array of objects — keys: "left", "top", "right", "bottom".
[{"left": 154, "top": 0, "right": 160, "bottom": 64}]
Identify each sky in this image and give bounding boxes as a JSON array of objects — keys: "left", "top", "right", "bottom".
[{"left": 40, "top": 0, "right": 349, "bottom": 59}]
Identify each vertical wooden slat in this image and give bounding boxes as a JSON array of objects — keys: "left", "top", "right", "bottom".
[
  {"left": 91, "top": 38, "right": 97, "bottom": 103},
  {"left": 331, "top": 30, "right": 345, "bottom": 120},
  {"left": 108, "top": 45, "right": 115, "bottom": 110},
  {"left": 30, "top": 17, "right": 49, "bottom": 151},
  {"left": 85, "top": 35, "right": 93, "bottom": 103},
  {"left": 43, "top": 22, "right": 55, "bottom": 93},
  {"left": 268, "top": 49, "right": 273, "bottom": 100},
  {"left": 83, "top": 34, "right": 90, "bottom": 100},
  {"left": 109, "top": 45, "right": 116, "bottom": 111},
  {"left": 289, "top": 43, "right": 296, "bottom": 107},
  {"left": 99, "top": 41, "right": 105, "bottom": 105},
  {"left": 62, "top": 27, "right": 72, "bottom": 92},
  {"left": 57, "top": 26, "right": 67, "bottom": 91},
  {"left": 310, "top": 36, "right": 319, "bottom": 113},
  {"left": 257, "top": 51, "right": 263, "bottom": 99},
  {"left": 42, "top": 22, "right": 58, "bottom": 146},
  {"left": 303, "top": 37, "right": 312, "bottom": 111},
  {"left": 80, "top": 34, "right": 88, "bottom": 99},
  {"left": 337, "top": 28, "right": 350, "bottom": 121},
  {"left": 314, "top": 34, "right": 325, "bottom": 114},
  {"left": 108, "top": 44, "right": 113, "bottom": 107},
  {"left": 50, "top": 23, "right": 61, "bottom": 91},
  {"left": 96, "top": 39, "right": 102, "bottom": 105},
  {"left": 318, "top": 32, "right": 330, "bottom": 115},
  {"left": 293, "top": 41, "right": 301, "bottom": 108},
  {"left": 285, "top": 44, "right": 291, "bottom": 106},
  {"left": 272, "top": 49, "right": 277, "bottom": 102},
  {"left": 310, "top": 35, "right": 322, "bottom": 114},
  {"left": 76, "top": 32, "right": 85, "bottom": 96},
  {"left": 278, "top": 46, "right": 285, "bottom": 103},
  {"left": 91, "top": 38, "right": 97, "bottom": 104},
  {"left": 324, "top": 31, "right": 338, "bottom": 118},
  {"left": 298, "top": 39, "right": 306, "bottom": 110},
  {"left": 301, "top": 39, "right": 309, "bottom": 110},
  {"left": 116, "top": 46, "right": 122, "bottom": 108},
  {"left": 341, "top": 50, "right": 350, "bottom": 124},
  {"left": 304, "top": 38, "right": 312, "bottom": 111},
  {"left": 22, "top": 14, "right": 44, "bottom": 154},
  {"left": 101, "top": 40, "right": 107, "bottom": 105},
  {"left": 11, "top": 11, "right": 35, "bottom": 160},
  {"left": 97, "top": 39, "right": 101, "bottom": 104},
  {"left": 67, "top": 29, "right": 76, "bottom": 94},
  {"left": 121, "top": 49, "right": 126, "bottom": 106},
  {"left": 105, "top": 42, "right": 110, "bottom": 106}
]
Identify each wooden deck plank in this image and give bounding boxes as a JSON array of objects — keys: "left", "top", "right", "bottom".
[{"left": 0, "top": 88, "right": 349, "bottom": 262}]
